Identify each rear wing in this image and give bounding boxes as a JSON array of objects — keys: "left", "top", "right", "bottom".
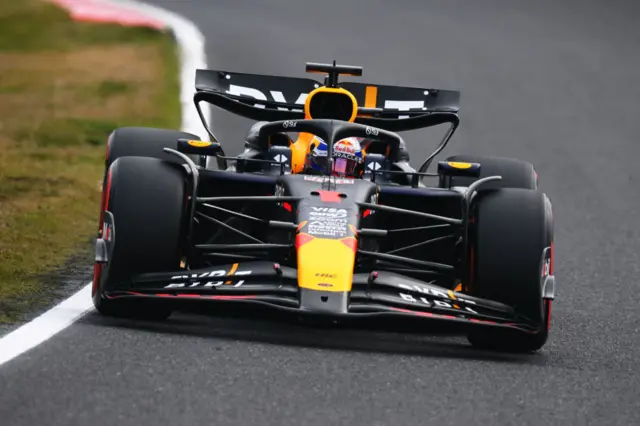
[{"left": 193, "top": 69, "right": 460, "bottom": 133}]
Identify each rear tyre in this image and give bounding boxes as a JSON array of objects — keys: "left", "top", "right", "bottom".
[
  {"left": 466, "top": 188, "right": 553, "bottom": 352},
  {"left": 92, "top": 156, "right": 187, "bottom": 320},
  {"left": 441, "top": 155, "right": 537, "bottom": 190}
]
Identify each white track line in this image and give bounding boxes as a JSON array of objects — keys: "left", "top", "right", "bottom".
[
  {"left": 0, "top": 0, "right": 206, "bottom": 367},
  {"left": 0, "top": 285, "right": 93, "bottom": 365}
]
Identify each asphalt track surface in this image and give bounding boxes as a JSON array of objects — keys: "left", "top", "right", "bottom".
[{"left": 2, "top": 0, "right": 640, "bottom": 424}]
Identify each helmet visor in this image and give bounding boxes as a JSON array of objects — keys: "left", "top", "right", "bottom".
[{"left": 333, "top": 157, "right": 356, "bottom": 175}]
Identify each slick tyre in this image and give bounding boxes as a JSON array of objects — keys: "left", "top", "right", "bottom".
[
  {"left": 92, "top": 156, "right": 187, "bottom": 320},
  {"left": 466, "top": 188, "right": 553, "bottom": 353},
  {"left": 441, "top": 155, "right": 537, "bottom": 190},
  {"left": 105, "top": 126, "right": 203, "bottom": 174}
]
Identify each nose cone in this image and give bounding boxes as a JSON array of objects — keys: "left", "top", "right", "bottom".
[
  {"left": 296, "top": 232, "right": 358, "bottom": 292},
  {"left": 276, "top": 172, "right": 377, "bottom": 311}
]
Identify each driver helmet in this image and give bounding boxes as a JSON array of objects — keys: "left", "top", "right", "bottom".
[{"left": 307, "top": 136, "right": 364, "bottom": 177}]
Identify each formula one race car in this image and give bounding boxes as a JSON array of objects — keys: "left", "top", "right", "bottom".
[{"left": 92, "top": 61, "right": 555, "bottom": 353}]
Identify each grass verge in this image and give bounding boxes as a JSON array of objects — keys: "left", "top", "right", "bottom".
[{"left": 0, "top": 0, "right": 181, "bottom": 323}]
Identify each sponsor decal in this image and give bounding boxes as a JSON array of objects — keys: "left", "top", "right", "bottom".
[
  {"left": 304, "top": 207, "right": 351, "bottom": 237},
  {"left": 397, "top": 283, "right": 478, "bottom": 314},
  {"left": 399, "top": 293, "right": 453, "bottom": 308},
  {"left": 542, "top": 246, "right": 552, "bottom": 277},
  {"left": 165, "top": 266, "right": 252, "bottom": 288},
  {"left": 384, "top": 100, "right": 425, "bottom": 119},
  {"left": 315, "top": 272, "right": 336, "bottom": 278},
  {"left": 399, "top": 292, "right": 478, "bottom": 314},
  {"left": 399, "top": 283, "right": 448, "bottom": 299},
  {"left": 102, "top": 222, "right": 113, "bottom": 242},
  {"left": 307, "top": 218, "right": 348, "bottom": 238},
  {"left": 225, "top": 85, "right": 308, "bottom": 110},
  {"left": 334, "top": 151, "right": 363, "bottom": 163},
  {"left": 314, "top": 273, "right": 336, "bottom": 287},
  {"left": 188, "top": 140, "right": 212, "bottom": 148},
  {"left": 303, "top": 175, "right": 355, "bottom": 184},
  {"left": 542, "top": 258, "right": 551, "bottom": 277},
  {"left": 332, "top": 138, "right": 363, "bottom": 164},
  {"left": 310, "top": 207, "right": 348, "bottom": 218},
  {"left": 225, "top": 85, "right": 426, "bottom": 117},
  {"left": 335, "top": 139, "right": 357, "bottom": 154}
]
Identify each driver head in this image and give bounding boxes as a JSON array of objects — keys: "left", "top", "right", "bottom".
[{"left": 307, "top": 136, "right": 364, "bottom": 177}]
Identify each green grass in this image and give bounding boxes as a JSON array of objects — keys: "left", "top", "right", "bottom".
[
  {"left": 0, "top": 0, "right": 165, "bottom": 52},
  {"left": 0, "top": 0, "right": 181, "bottom": 323}
]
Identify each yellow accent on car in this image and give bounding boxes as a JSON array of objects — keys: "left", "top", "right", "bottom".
[
  {"left": 303, "top": 86, "right": 358, "bottom": 122},
  {"left": 447, "top": 161, "right": 472, "bottom": 169},
  {"left": 290, "top": 132, "right": 315, "bottom": 174},
  {"left": 187, "top": 140, "right": 212, "bottom": 147},
  {"left": 364, "top": 85, "right": 378, "bottom": 108},
  {"left": 297, "top": 238, "right": 356, "bottom": 292}
]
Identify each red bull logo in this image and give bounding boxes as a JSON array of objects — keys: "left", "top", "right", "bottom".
[{"left": 335, "top": 138, "right": 359, "bottom": 155}]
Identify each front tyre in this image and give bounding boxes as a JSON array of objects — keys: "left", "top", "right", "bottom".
[
  {"left": 92, "top": 156, "right": 187, "bottom": 320},
  {"left": 441, "top": 154, "right": 538, "bottom": 190},
  {"left": 105, "top": 126, "right": 203, "bottom": 170},
  {"left": 466, "top": 188, "right": 554, "bottom": 352}
]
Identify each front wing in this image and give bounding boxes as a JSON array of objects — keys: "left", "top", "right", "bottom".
[{"left": 104, "top": 261, "right": 542, "bottom": 334}]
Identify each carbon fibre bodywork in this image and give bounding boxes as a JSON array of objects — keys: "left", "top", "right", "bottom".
[
  {"left": 94, "top": 62, "right": 555, "bottom": 344},
  {"left": 99, "top": 170, "right": 552, "bottom": 335}
]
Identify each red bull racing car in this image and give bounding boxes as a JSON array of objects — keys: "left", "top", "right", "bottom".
[{"left": 92, "top": 61, "right": 556, "bottom": 353}]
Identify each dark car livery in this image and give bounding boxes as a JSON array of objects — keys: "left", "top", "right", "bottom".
[{"left": 92, "top": 62, "right": 555, "bottom": 353}]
